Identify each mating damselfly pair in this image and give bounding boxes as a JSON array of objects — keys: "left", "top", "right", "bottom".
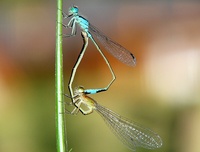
[{"left": 63, "top": 5, "right": 162, "bottom": 151}]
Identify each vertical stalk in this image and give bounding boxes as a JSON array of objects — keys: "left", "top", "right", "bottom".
[{"left": 55, "top": 0, "right": 68, "bottom": 152}]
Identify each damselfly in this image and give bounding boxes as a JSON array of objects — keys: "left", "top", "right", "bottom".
[
  {"left": 65, "top": 86, "right": 162, "bottom": 151},
  {"left": 63, "top": 6, "right": 136, "bottom": 93}
]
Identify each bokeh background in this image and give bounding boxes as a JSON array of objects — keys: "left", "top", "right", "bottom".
[{"left": 0, "top": 0, "right": 200, "bottom": 152}]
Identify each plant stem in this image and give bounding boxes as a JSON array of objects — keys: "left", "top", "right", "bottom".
[{"left": 55, "top": 0, "right": 68, "bottom": 152}]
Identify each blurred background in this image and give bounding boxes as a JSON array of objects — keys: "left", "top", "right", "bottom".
[{"left": 0, "top": 0, "right": 200, "bottom": 152}]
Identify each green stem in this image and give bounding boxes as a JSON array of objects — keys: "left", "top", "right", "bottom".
[{"left": 55, "top": 1, "right": 68, "bottom": 152}]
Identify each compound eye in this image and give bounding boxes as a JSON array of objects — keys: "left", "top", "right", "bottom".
[
  {"left": 78, "top": 86, "right": 84, "bottom": 93},
  {"left": 69, "top": 6, "right": 79, "bottom": 14}
]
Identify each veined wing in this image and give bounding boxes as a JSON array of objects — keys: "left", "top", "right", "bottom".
[
  {"left": 95, "top": 103, "right": 162, "bottom": 151},
  {"left": 89, "top": 24, "right": 136, "bottom": 67}
]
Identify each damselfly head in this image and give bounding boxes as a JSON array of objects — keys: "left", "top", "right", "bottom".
[
  {"left": 74, "top": 86, "right": 84, "bottom": 94},
  {"left": 69, "top": 5, "right": 79, "bottom": 16}
]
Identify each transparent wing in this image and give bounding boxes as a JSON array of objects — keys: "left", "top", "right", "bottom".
[
  {"left": 89, "top": 24, "right": 136, "bottom": 67},
  {"left": 95, "top": 103, "right": 162, "bottom": 151}
]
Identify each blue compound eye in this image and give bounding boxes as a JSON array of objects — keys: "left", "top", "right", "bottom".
[{"left": 69, "top": 6, "right": 79, "bottom": 14}]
